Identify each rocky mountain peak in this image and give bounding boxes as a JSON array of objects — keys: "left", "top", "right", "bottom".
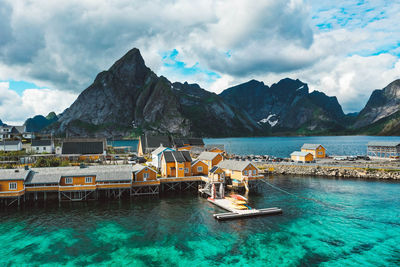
[{"left": 383, "top": 79, "right": 400, "bottom": 98}]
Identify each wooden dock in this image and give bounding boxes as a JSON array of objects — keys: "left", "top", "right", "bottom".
[{"left": 207, "top": 197, "right": 282, "bottom": 221}]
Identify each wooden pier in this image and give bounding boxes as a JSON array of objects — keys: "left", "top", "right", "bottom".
[{"left": 208, "top": 198, "right": 282, "bottom": 221}]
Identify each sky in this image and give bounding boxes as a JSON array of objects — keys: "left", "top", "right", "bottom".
[{"left": 0, "top": 0, "right": 399, "bottom": 124}]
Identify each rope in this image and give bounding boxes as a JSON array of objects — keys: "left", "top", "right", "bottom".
[{"left": 260, "top": 179, "right": 344, "bottom": 211}]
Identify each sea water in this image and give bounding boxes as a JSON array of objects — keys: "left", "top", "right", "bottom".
[
  {"left": 1, "top": 176, "right": 399, "bottom": 266},
  {"left": 109, "top": 136, "right": 400, "bottom": 157}
]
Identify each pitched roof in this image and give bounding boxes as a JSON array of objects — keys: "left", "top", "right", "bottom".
[
  {"left": 32, "top": 140, "right": 52, "bottom": 146},
  {"left": 174, "top": 138, "right": 204, "bottom": 147},
  {"left": 191, "top": 159, "right": 206, "bottom": 167},
  {"left": 0, "top": 169, "right": 30, "bottom": 181},
  {"left": 301, "top": 144, "right": 323, "bottom": 150},
  {"left": 1, "top": 140, "right": 21, "bottom": 146},
  {"left": 14, "top": 126, "right": 26, "bottom": 134},
  {"left": 132, "top": 164, "right": 157, "bottom": 174},
  {"left": 367, "top": 141, "right": 400, "bottom": 147},
  {"left": 205, "top": 144, "right": 225, "bottom": 151},
  {"left": 140, "top": 135, "right": 172, "bottom": 153},
  {"left": 197, "top": 151, "right": 221, "bottom": 161},
  {"left": 25, "top": 165, "right": 134, "bottom": 184},
  {"left": 291, "top": 151, "right": 312, "bottom": 157},
  {"left": 217, "top": 160, "right": 255, "bottom": 171},
  {"left": 209, "top": 166, "right": 222, "bottom": 173},
  {"left": 62, "top": 140, "right": 105, "bottom": 154},
  {"left": 163, "top": 151, "right": 192, "bottom": 163}
]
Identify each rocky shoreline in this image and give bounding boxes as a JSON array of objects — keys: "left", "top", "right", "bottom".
[{"left": 258, "top": 163, "right": 400, "bottom": 180}]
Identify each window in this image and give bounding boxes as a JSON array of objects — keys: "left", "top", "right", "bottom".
[
  {"left": 243, "top": 170, "right": 248, "bottom": 176},
  {"left": 197, "top": 166, "right": 203, "bottom": 172},
  {"left": 85, "top": 177, "right": 92, "bottom": 183},
  {"left": 9, "top": 182, "right": 17, "bottom": 190},
  {"left": 318, "top": 151, "right": 323, "bottom": 155},
  {"left": 184, "top": 168, "right": 189, "bottom": 173},
  {"left": 43, "top": 147, "right": 46, "bottom": 151},
  {"left": 65, "top": 177, "right": 73, "bottom": 184},
  {"left": 253, "top": 170, "right": 257, "bottom": 175},
  {"left": 143, "top": 173, "right": 149, "bottom": 179},
  {"left": 36, "top": 147, "right": 39, "bottom": 151},
  {"left": 179, "top": 167, "right": 183, "bottom": 171}
]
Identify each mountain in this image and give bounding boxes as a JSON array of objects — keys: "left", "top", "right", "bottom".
[
  {"left": 51, "top": 48, "right": 261, "bottom": 137},
  {"left": 354, "top": 80, "right": 400, "bottom": 129},
  {"left": 0, "top": 119, "right": 4, "bottom": 126},
  {"left": 219, "top": 78, "right": 346, "bottom": 133},
  {"left": 25, "top": 112, "right": 58, "bottom": 132}
]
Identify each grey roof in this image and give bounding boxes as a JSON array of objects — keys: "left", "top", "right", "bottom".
[
  {"left": 291, "top": 151, "right": 312, "bottom": 157},
  {"left": 62, "top": 140, "right": 105, "bottom": 154},
  {"left": 191, "top": 159, "right": 206, "bottom": 167},
  {"left": 1, "top": 140, "right": 21, "bottom": 146},
  {"left": 14, "top": 126, "right": 26, "bottom": 134},
  {"left": 205, "top": 144, "right": 225, "bottom": 150},
  {"left": 209, "top": 166, "right": 221, "bottom": 173},
  {"left": 173, "top": 138, "right": 204, "bottom": 147},
  {"left": 32, "top": 140, "right": 52, "bottom": 146},
  {"left": 140, "top": 135, "right": 172, "bottom": 153},
  {"left": 163, "top": 151, "right": 192, "bottom": 163},
  {"left": 0, "top": 169, "right": 30, "bottom": 181},
  {"left": 217, "top": 160, "right": 256, "bottom": 171},
  {"left": 26, "top": 165, "right": 134, "bottom": 184},
  {"left": 132, "top": 164, "right": 157, "bottom": 174},
  {"left": 301, "top": 144, "right": 324, "bottom": 150},
  {"left": 367, "top": 141, "right": 400, "bottom": 147},
  {"left": 198, "top": 151, "right": 221, "bottom": 161}
]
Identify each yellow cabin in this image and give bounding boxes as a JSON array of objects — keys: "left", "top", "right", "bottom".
[
  {"left": 161, "top": 151, "right": 193, "bottom": 177},
  {"left": 291, "top": 151, "right": 314, "bottom": 162},
  {"left": 208, "top": 166, "right": 225, "bottom": 182},
  {"left": 132, "top": 164, "right": 157, "bottom": 182},
  {"left": 301, "top": 144, "right": 326, "bottom": 158},
  {"left": 0, "top": 169, "right": 30, "bottom": 197},
  {"left": 197, "top": 152, "right": 223, "bottom": 169},
  {"left": 191, "top": 160, "right": 208, "bottom": 176},
  {"left": 217, "top": 160, "right": 260, "bottom": 181}
]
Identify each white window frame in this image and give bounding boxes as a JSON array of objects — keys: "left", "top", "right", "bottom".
[
  {"left": 9, "top": 182, "right": 17, "bottom": 190},
  {"left": 184, "top": 168, "right": 189, "bottom": 173},
  {"left": 243, "top": 170, "right": 248, "bottom": 176},
  {"left": 318, "top": 151, "right": 323, "bottom": 155},
  {"left": 253, "top": 170, "right": 257, "bottom": 175},
  {"left": 65, "top": 177, "right": 73, "bottom": 184},
  {"left": 85, "top": 177, "right": 93, "bottom": 183},
  {"left": 197, "top": 166, "right": 203, "bottom": 172},
  {"left": 143, "top": 173, "right": 149, "bottom": 181},
  {"left": 43, "top": 147, "right": 46, "bottom": 151}
]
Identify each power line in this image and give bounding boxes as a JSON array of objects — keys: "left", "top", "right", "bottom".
[{"left": 260, "top": 179, "right": 345, "bottom": 211}]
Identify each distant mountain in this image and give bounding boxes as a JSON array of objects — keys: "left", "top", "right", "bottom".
[
  {"left": 219, "top": 78, "right": 346, "bottom": 133},
  {"left": 354, "top": 80, "right": 400, "bottom": 129},
  {"left": 0, "top": 119, "right": 4, "bottom": 126},
  {"left": 25, "top": 112, "right": 58, "bottom": 132},
  {"left": 50, "top": 48, "right": 260, "bottom": 138}
]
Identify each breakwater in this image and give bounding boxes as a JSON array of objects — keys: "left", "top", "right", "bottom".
[{"left": 258, "top": 163, "right": 400, "bottom": 179}]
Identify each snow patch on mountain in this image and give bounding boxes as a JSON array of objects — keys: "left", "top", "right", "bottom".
[{"left": 258, "top": 114, "right": 279, "bottom": 127}]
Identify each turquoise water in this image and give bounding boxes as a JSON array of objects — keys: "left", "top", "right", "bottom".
[
  {"left": 1, "top": 176, "right": 399, "bottom": 266},
  {"left": 109, "top": 136, "right": 400, "bottom": 157}
]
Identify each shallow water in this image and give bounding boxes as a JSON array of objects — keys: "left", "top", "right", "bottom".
[{"left": 1, "top": 176, "right": 399, "bottom": 266}]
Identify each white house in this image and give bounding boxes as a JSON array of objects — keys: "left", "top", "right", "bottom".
[
  {"left": 31, "top": 140, "right": 54, "bottom": 153},
  {"left": 0, "top": 126, "right": 16, "bottom": 140},
  {"left": 0, "top": 140, "right": 23, "bottom": 151},
  {"left": 151, "top": 145, "right": 175, "bottom": 169}
]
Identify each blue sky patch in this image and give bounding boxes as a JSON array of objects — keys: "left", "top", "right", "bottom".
[
  {"left": 2, "top": 80, "right": 46, "bottom": 95},
  {"left": 161, "top": 49, "right": 221, "bottom": 83}
]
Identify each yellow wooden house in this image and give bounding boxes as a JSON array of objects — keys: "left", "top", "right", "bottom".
[
  {"left": 301, "top": 144, "right": 326, "bottom": 158},
  {"left": 291, "top": 151, "right": 314, "bottom": 162}
]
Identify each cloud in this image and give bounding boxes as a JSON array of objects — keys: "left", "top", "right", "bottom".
[
  {"left": 0, "top": 0, "right": 399, "bottom": 115},
  {"left": 0, "top": 82, "right": 77, "bottom": 125}
]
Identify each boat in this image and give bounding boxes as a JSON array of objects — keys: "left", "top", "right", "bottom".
[{"left": 230, "top": 194, "right": 247, "bottom": 201}]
